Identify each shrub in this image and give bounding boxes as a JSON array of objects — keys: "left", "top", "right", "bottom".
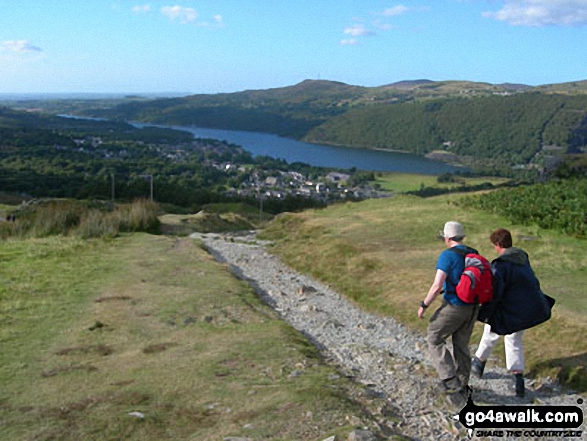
[{"left": 460, "top": 178, "right": 587, "bottom": 238}]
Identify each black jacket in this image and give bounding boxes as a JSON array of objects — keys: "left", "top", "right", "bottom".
[{"left": 477, "top": 247, "right": 554, "bottom": 335}]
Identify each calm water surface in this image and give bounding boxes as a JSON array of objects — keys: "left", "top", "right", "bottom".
[{"left": 136, "top": 123, "right": 460, "bottom": 175}]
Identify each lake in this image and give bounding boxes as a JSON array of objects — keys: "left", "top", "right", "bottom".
[{"left": 134, "top": 123, "right": 461, "bottom": 175}]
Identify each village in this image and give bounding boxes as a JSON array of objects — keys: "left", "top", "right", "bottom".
[
  {"left": 61, "top": 135, "right": 394, "bottom": 205},
  {"left": 155, "top": 138, "right": 394, "bottom": 203},
  {"left": 206, "top": 161, "right": 393, "bottom": 203}
]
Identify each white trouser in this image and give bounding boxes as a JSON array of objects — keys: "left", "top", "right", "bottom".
[{"left": 475, "top": 323, "right": 525, "bottom": 372}]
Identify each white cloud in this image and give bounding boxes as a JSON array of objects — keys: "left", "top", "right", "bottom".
[
  {"left": 132, "top": 5, "right": 151, "bottom": 14},
  {"left": 373, "top": 20, "right": 394, "bottom": 31},
  {"left": 161, "top": 5, "right": 198, "bottom": 24},
  {"left": 340, "top": 38, "right": 359, "bottom": 46},
  {"left": 484, "top": 0, "right": 587, "bottom": 26},
  {"left": 340, "top": 5, "right": 414, "bottom": 46},
  {"left": 383, "top": 5, "right": 409, "bottom": 17},
  {"left": 343, "top": 24, "right": 376, "bottom": 37},
  {"left": 0, "top": 40, "right": 42, "bottom": 53},
  {"left": 198, "top": 14, "right": 224, "bottom": 27}
]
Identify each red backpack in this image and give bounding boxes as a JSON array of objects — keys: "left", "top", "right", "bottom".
[{"left": 448, "top": 247, "right": 494, "bottom": 304}]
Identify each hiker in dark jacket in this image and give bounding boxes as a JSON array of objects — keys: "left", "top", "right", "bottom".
[{"left": 471, "top": 228, "right": 553, "bottom": 397}]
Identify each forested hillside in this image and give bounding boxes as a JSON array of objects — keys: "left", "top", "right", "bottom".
[
  {"left": 0, "top": 108, "right": 250, "bottom": 206},
  {"left": 306, "top": 94, "right": 587, "bottom": 170},
  {"left": 77, "top": 80, "right": 587, "bottom": 173},
  {"left": 87, "top": 80, "right": 368, "bottom": 138}
]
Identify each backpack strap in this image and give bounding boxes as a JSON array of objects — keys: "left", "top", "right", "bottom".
[
  {"left": 447, "top": 245, "right": 478, "bottom": 257},
  {"left": 445, "top": 246, "right": 478, "bottom": 292},
  {"left": 447, "top": 247, "right": 467, "bottom": 258}
]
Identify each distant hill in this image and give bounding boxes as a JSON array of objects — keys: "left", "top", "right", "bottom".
[
  {"left": 536, "top": 79, "right": 587, "bottom": 94},
  {"left": 383, "top": 79, "right": 435, "bottom": 89},
  {"left": 75, "top": 78, "right": 587, "bottom": 172},
  {"left": 497, "top": 83, "right": 533, "bottom": 91},
  {"left": 85, "top": 80, "right": 369, "bottom": 138}
]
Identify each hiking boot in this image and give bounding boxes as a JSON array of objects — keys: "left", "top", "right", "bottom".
[
  {"left": 461, "top": 385, "right": 473, "bottom": 400},
  {"left": 515, "top": 373, "right": 525, "bottom": 397},
  {"left": 441, "top": 376, "right": 462, "bottom": 394},
  {"left": 446, "top": 385, "right": 471, "bottom": 408},
  {"left": 446, "top": 391, "right": 466, "bottom": 408},
  {"left": 471, "top": 356, "right": 486, "bottom": 379}
]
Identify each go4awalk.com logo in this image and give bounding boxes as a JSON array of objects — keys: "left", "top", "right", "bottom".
[{"left": 454, "top": 397, "right": 584, "bottom": 438}]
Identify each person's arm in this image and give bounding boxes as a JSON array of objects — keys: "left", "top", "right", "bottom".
[{"left": 418, "top": 269, "right": 447, "bottom": 319}]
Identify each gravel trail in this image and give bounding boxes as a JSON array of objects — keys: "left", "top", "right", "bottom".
[{"left": 192, "top": 232, "right": 586, "bottom": 441}]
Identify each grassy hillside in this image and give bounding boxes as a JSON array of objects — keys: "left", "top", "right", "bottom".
[
  {"left": 259, "top": 193, "right": 587, "bottom": 391},
  {"left": 0, "top": 233, "right": 382, "bottom": 440}
]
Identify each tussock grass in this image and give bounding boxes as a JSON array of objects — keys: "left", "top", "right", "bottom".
[
  {"left": 75, "top": 208, "right": 120, "bottom": 238},
  {"left": 116, "top": 200, "right": 161, "bottom": 233},
  {"left": 1, "top": 199, "right": 160, "bottom": 239},
  {"left": 260, "top": 194, "right": 587, "bottom": 391},
  {"left": 0, "top": 234, "right": 376, "bottom": 440}
]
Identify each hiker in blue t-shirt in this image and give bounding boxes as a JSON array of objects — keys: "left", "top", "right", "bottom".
[{"left": 418, "top": 221, "right": 479, "bottom": 405}]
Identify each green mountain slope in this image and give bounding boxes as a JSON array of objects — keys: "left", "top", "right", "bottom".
[
  {"left": 82, "top": 79, "right": 547, "bottom": 134},
  {"left": 305, "top": 93, "right": 587, "bottom": 168},
  {"left": 78, "top": 79, "right": 587, "bottom": 171},
  {"left": 88, "top": 80, "right": 368, "bottom": 138}
]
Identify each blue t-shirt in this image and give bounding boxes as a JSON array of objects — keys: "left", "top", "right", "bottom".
[{"left": 436, "top": 245, "right": 474, "bottom": 306}]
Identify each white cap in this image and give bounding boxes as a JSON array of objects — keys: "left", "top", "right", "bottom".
[{"left": 443, "top": 221, "right": 465, "bottom": 239}]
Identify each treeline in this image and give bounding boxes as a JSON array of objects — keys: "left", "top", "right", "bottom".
[
  {"left": 0, "top": 107, "right": 195, "bottom": 144},
  {"left": 306, "top": 94, "right": 587, "bottom": 169},
  {"left": 460, "top": 178, "right": 587, "bottom": 238}
]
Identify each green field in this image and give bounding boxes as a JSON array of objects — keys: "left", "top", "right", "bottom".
[
  {"left": 0, "top": 233, "right": 382, "bottom": 440},
  {"left": 260, "top": 192, "right": 587, "bottom": 390},
  {"left": 372, "top": 171, "right": 510, "bottom": 193}
]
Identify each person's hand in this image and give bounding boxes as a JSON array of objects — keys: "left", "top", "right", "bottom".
[{"left": 418, "top": 306, "right": 426, "bottom": 319}]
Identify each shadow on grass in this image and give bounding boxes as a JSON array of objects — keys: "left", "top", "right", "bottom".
[{"left": 530, "top": 352, "right": 587, "bottom": 393}]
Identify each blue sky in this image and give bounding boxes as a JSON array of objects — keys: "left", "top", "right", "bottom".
[{"left": 1, "top": 1, "right": 587, "bottom": 94}]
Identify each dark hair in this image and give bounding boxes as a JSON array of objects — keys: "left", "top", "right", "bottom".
[{"left": 490, "top": 228, "right": 513, "bottom": 248}]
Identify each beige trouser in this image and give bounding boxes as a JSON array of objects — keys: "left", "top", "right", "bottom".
[
  {"left": 427, "top": 301, "right": 479, "bottom": 387},
  {"left": 475, "top": 323, "right": 525, "bottom": 372}
]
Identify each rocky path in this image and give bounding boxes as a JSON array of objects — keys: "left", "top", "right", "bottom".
[{"left": 191, "top": 232, "right": 586, "bottom": 441}]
